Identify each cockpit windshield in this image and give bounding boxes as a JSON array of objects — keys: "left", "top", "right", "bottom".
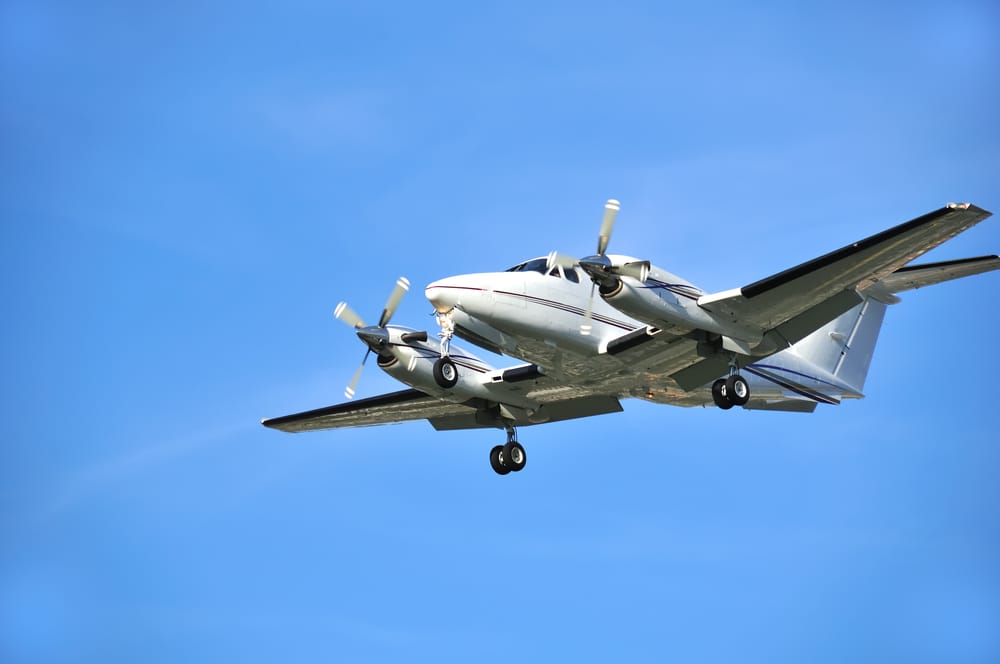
[
  {"left": 505, "top": 258, "right": 549, "bottom": 274},
  {"left": 505, "top": 258, "right": 582, "bottom": 283}
]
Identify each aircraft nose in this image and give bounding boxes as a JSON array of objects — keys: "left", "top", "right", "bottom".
[{"left": 425, "top": 276, "right": 462, "bottom": 313}]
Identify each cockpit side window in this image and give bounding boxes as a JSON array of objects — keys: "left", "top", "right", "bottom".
[
  {"left": 564, "top": 268, "right": 580, "bottom": 283},
  {"left": 547, "top": 267, "right": 560, "bottom": 278},
  {"left": 506, "top": 258, "right": 548, "bottom": 274},
  {"left": 521, "top": 258, "right": 548, "bottom": 274}
]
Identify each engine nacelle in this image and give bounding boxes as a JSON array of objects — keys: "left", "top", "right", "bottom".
[
  {"left": 376, "top": 326, "right": 541, "bottom": 414},
  {"left": 601, "top": 267, "right": 759, "bottom": 348}
]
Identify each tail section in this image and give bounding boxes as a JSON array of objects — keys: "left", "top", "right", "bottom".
[
  {"left": 792, "top": 297, "right": 887, "bottom": 395},
  {"left": 791, "top": 255, "right": 1000, "bottom": 395}
]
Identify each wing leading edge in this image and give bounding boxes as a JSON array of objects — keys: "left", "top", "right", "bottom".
[{"left": 698, "top": 203, "right": 992, "bottom": 333}]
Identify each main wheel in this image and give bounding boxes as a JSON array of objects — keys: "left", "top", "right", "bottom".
[
  {"left": 490, "top": 445, "right": 511, "bottom": 475},
  {"left": 502, "top": 441, "right": 526, "bottom": 472},
  {"left": 433, "top": 357, "right": 459, "bottom": 388},
  {"left": 726, "top": 374, "right": 750, "bottom": 406},
  {"left": 711, "top": 378, "right": 733, "bottom": 410}
]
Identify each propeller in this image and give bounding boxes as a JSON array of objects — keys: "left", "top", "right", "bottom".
[
  {"left": 344, "top": 351, "right": 370, "bottom": 400},
  {"left": 335, "top": 277, "right": 410, "bottom": 398},
  {"left": 597, "top": 198, "right": 620, "bottom": 256},
  {"left": 546, "top": 199, "right": 650, "bottom": 335}
]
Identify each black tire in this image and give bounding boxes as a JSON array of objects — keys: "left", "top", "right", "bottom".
[
  {"left": 433, "top": 357, "right": 459, "bottom": 388},
  {"left": 726, "top": 374, "right": 750, "bottom": 406},
  {"left": 490, "top": 445, "right": 511, "bottom": 475},
  {"left": 711, "top": 378, "right": 733, "bottom": 410},
  {"left": 502, "top": 441, "right": 526, "bottom": 472}
]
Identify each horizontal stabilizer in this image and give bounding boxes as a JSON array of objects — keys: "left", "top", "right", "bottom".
[
  {"left": 878, "top": 255, "right": 1000, "bottom": 294},
  {"left": 742, "top": 399, "right": 818, "bottom": 413}
]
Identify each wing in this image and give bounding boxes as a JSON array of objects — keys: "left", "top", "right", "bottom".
[
  {"left": 261, "top": 389, "right": 458, "bottom": 432},
  {"left": 698, "top": 203, "right": 992, "bottom": 339},
  {"left": 667, "top": 204, "right": 993, "bottom": 390},
  {"left": 262, "top": 369, "right": 624, "bottom": 433}
]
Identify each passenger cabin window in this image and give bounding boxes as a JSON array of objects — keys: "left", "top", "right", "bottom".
[{"left": 547, "top": 266, "right": 580, "bottom": 282}]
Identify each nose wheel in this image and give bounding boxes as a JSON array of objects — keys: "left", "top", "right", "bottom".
[
  {"left": 433, "top": 357, "right": 459, "bottom": 388},
  {"left": 490, "top": 426, "right": 526, "bottom": 475}
]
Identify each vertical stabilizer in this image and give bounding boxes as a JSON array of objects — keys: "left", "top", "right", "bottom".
[
  {"left": 791, "top": 297, "right": 888, "bottom": 395},
  {"left": 789, "top": 254, "right": 1000, "bottom": 395}
]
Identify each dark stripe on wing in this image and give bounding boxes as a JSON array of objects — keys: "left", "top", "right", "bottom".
[{"left": 741, "top": 206, "right": 956, "bottom": 299}]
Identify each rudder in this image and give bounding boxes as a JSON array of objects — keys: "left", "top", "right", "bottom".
[{"left": 791, "top": 297, "right": 888, "bottom": 395}]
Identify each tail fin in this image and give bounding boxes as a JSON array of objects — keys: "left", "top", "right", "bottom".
[
  {"left": 792, "top": 297, "right": 888, "bottom": 395},
  {"left": 792, "top": 255, "right": 1000, "bottom": 395}
]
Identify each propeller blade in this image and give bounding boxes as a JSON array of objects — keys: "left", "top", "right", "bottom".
[
  {"left": 615, "top": 260, "right": 650, "bottom": 282},
  {"left": 344, "top": 349, "right": 371, "bottom": 399},
  {"left": 334, "top": 302, "right": 366, "bottom": 328},
  {"left": 581, "top": 283, "right": 596, "bottom": 336},
  {"left": 597, "top": 198, "right": 620, "bottom": 256},
  {"left": 378, "top": 277, "right": 410, "bottom": 327},
  {"left": 546, "top": 251, "right": 579, "bottom": 271}
]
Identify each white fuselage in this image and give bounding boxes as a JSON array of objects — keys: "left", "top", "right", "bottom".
[{"left": 424, "top": 257, "right": 862, "bottom": 408}]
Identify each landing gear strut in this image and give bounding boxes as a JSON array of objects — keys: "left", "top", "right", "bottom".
[
  {"left": 433, "top": 310, "right": 459, "bottom": 388},
  {"left": 711, "top": 357, "right": 750, "bottom": 409},
  {"left": 435, "top": 310, "right": 455, "bottom": 357},
  {"left": 490, "top": 424, "right": 526, "bottom": 475}
]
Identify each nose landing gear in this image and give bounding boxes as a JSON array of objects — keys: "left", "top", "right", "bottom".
[
  {"left": 432, "top": 356, "right": 458, "bottom": 388},
  {"left": 490, "top": 425, "right": 526, "bottom": 475},
  {"left": 432, "top": 310, "right": 459, "bottom": 388}
]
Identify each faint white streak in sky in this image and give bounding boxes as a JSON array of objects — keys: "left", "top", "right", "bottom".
[
  {"left": 85, "top": 603, "right": 467, "bottom": 653},
  {"left": 36, "top": 421, "right": 251, "bottom": 522}
]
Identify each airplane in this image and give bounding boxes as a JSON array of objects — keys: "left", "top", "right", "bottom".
[{"left": 262, "top": 200, "right": 998, "bottom": 475}]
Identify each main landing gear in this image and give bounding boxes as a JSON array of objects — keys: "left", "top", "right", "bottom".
[
  {"left": 489, "top": 425, "right": 526, "bottom": 475},
  {"left": 711, "top": 359, "right": 750, "bottom": 410},
  {"left": 433, "top": 310, "right": 459, "bottom": 388}
]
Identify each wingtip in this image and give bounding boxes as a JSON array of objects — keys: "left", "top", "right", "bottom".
[{"left": 946, "top": 202, "right": 992, "bottom": 218}]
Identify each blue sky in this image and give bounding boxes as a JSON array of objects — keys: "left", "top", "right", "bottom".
[{"left": 2, "top": 1, "right": 999, "bottom": 661}]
